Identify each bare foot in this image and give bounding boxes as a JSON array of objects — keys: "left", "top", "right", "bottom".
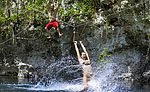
[
  {"left": 59, "top": 33, "right": 63, "bottom": 37},
  {"left": 47, "top": 36, "right": 51, "bottom": 39}
]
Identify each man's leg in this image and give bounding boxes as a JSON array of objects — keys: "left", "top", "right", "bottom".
[
  {"left": 56, "top": 28, "right": 63, "bottom": 37},
  {"left": 46, "top": 29, "right": 51, "bottom": 38},
  {"left": 83, "top": 74, "right": 88, "bottom": 89}
]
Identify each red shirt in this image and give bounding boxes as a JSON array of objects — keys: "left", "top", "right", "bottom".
[{"left": 45, "top": 20, "right": 58, "bottom": 30}]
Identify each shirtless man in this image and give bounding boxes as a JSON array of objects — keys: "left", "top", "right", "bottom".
[
  {"left": 74, "top": 41, "right": 92, "bottom": 91},
  {"left": 45, "top": 17, "right": 62, "bottom": 38}
]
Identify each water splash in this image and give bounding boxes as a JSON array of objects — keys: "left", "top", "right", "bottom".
[
  {"left": 14, "top": 63, "right": 124, "bottom": 92},
  {"left": 15, "top": 62, "right": 119, "bottom": 92},
  {"left": 9, "top": 50, "right": 147, "bottom": 92},
  {"left": 27, "top": 82, "right": 83, "bottom": 92}
]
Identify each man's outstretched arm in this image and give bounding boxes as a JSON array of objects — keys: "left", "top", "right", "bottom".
[
  {"left": 80, "top": 41, "right": 90, "bottom": 61},
  {"left": 74, "top": 41, "right": 81, "bottom": 60}
]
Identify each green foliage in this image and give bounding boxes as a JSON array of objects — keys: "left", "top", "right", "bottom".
[
  {"left": 59, "top": 0, "right": 95, "bottom": 22},
  {"left": 146, "top": 15, "right": 150, "bottom": 22},
  {"left": 98, "top": 48, "right": 111, "bottom": 62}
]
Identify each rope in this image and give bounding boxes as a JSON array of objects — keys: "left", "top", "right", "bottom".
[
  {"left": 72, "top": 21, "right": 76, "bottom": 42},
  {"left": 73, "top": 31, "right": 76, "bottom": 42},
  {"left": 0, "top": 1, "right": 143, "bottom": 45}
]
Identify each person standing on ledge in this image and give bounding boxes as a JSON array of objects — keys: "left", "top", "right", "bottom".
[
  {"left": 74, "top": 41, "right": 92, "bottom": 91},
  {"left": 45, "top": 17, "right": 63, "bottom": 38}
]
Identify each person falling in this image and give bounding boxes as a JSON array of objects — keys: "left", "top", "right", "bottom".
[
  {"left": 45, "top": 17, "right": 63, "bottom": 38},
  {"left": 74, "top": 41, "right": 92, "bottom": 91}
]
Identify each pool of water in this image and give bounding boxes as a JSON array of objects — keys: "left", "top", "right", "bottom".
[
  {"left": 0, "top": 76, "right": 150, "bottom": 92},
  {"left": 0, "top": 84, "right": 69, "bottom": 92},
  {"left": 0, "top": 81, "right": 73, "bottom": 92},
  {"left": 0, "top": 76, "right": 82, "bottom": 92}
]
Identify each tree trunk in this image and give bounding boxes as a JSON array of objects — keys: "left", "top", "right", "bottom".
[{"left": 47, "top": 0, "right": 60, "bottom": 19}]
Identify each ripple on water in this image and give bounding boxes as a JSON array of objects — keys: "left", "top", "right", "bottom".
[{"left": 27, "top": 82, "right": 83, "bottom": 92}]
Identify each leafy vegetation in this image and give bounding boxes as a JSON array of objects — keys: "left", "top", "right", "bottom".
[
  {"left": 98, "top": 48, "right": 111, "bottom": 63},
  {"left": 0, "top": 0, "right": 150, "bottom": 60},
  {"left": 0, "top": 0, "right": 96, "bottom": 37},
  {"left": 59, "top": 0, "right": 95, "bottom": 22}
]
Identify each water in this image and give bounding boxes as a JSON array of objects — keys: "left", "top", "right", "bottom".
[
  {"left": 0, "top": 77, "right": 97, "bottom": 92},
  {"left": 0, "top": 74, "right": 150, "bottom": 92},
  {"left": 0, "top": 76, "right": 83, "bottom": 92},
  {"left": 0, "top": 60, "right": 150, "bottom": 92}
]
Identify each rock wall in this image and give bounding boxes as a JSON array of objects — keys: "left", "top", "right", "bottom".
[{"left": 0, "top": 0, "right": 150, "bottom": 87}]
